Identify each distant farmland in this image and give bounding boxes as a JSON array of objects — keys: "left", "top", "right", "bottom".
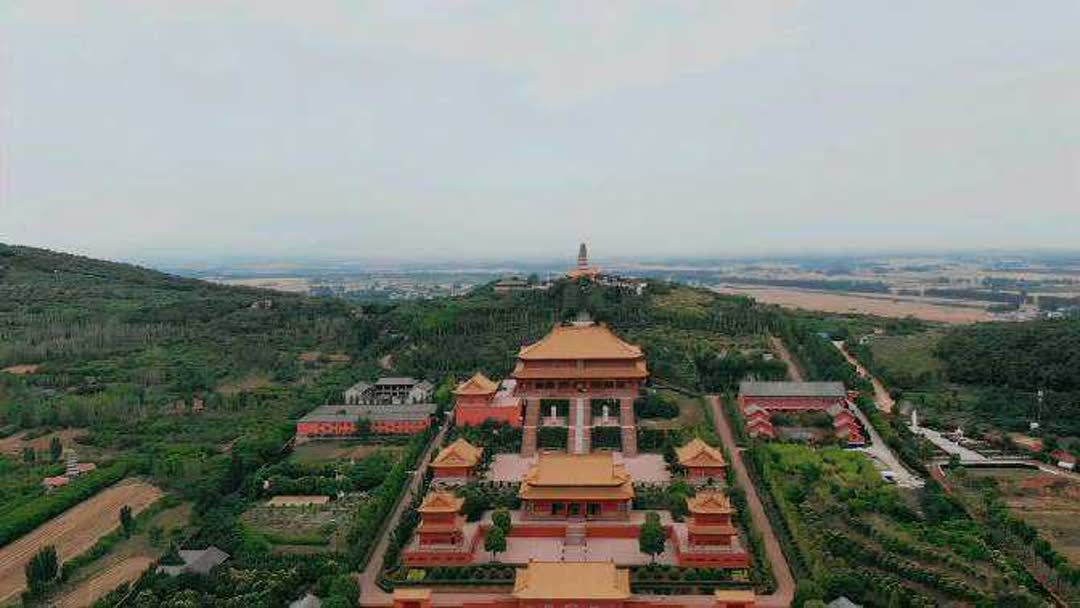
[{"left": 712, "top": 284, "right": 993, "bottom": 324}]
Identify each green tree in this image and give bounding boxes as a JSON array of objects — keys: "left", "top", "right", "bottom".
[
  {"left": 148, "top": 525, "right": 164, "bottom": 547},
  {"left": 637, "top": 511, "right": 665, "bottom": 563},
  {"left": 24, "top": 545, "right": 59, "bottom": 595},
  {"left": 119, "top": 505, "right": 135, "bottom": 537},
  {"left": 356, "top": 418, "right": 373, "bottom": 438},
  {"left": 22, "top": 446, "right": 35, "bottom": 464},
  {"left": 492, "top": 508, "right": 512, "bottom": 534},
  {"left": 49, "top": 437, "right": 63, "bottom": 462},
  {"left": 484, "top": 525, "right": 507, "bottom": 561}
]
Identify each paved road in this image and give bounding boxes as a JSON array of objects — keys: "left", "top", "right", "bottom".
[
  {"left": 708, "top": 396, "right": 795, "bottom": 608},
  {"left": 915, "top": 425, "right": 987, "bottom": 462},
  {"left": 848, "top": 404, "right": 924, "bottom": 488},
  {"left": 828, "top": 341, "right": 923, "bottom": 487},
  {"left": 769, "top": 336, "right": 804, "bottom": 381},
  {"left": 832, "top": 341, "right": 894, "bottom": 413},
  {"left": 359, "top": 419, "right": 450, "bottom": 607}
]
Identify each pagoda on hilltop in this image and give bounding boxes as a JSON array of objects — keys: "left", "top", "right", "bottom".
[
  {"left": 566, "top": 242, "right": 601, "bottom": 280},
  {"left": 514, "top": 315, "right": 647, "bottom": 456}
]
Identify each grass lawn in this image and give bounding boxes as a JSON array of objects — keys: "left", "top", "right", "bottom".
[
  {"left": 638, "top": 390, "right": 705, "bottom": 431},
  {"left": 291, "top": 440, "right": 403, "bottom": 465},
  {"left": 867, "top": 331, "right": 947, "bottom": 388}
]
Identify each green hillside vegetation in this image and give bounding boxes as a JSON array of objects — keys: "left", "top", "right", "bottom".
[{"left": 850, "top": 320, "right": 1080, "bottom": 442}]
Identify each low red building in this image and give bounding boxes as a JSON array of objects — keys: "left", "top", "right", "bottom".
[
  {"left": 454, "top": 373, "right": 522, "bottom": 428},
  {"left": 737, "top": 381, "right": 847, "bottom": 411},
  {"left": 296, "top": 403, "right": 435, "bottom": 437},
  {"left": 430, "top": 438, "right": 484, "bottom": 480},
  {"left": 739, "top": 382, "right": 865, "bottom": 445},
  {"left": 675, "top": 438, "right": 728, "bottom": 481},
  {"left": 519, "top": 453, "right": 633, "bottom": 520}
]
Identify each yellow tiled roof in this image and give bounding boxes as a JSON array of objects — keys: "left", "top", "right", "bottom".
[
  {"left": 393, "top": 588, "right": 432, "bottom": 600},
  {"left": 675, "top": 438, "right": 727, "bottom": 468},
  {"left": 524, "top": 453, "right": 630, "bottom": 486},
  {"left": 519, "top": 453, "right": 634, "bottom": 500},
  {"left": 417, "top": 491, "right": 464, "bottom": 514},
  {"left": 431, "top": 438, "right": 484, "bottom": 468},
  {"left": 513, "top": 561, "right": 631, "bottom": 600},
  {"left": 454, "top": 372, "right": 499, "bottom": 396},
  {"left": 518, "top": 323, "right": 643, "bottom": 360},
  {"left": 714, "top": 589, "right": 756, "bottom": 602},
  {"left": 687, "top": 491, "right": 734, "bottom": 514}
]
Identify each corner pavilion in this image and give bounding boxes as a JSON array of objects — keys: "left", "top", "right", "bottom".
[
  {"left": 676, "top": 438, "right": 728, "bottom": 481},
  {"left": 514, "top": 319, "right": 647, "bottom": 456},
  {"left": 430, "top": 438, "right": 484, "bottom": 480},
  {"left": 519, "top": 452, "right": 634, "bottom": 520}
]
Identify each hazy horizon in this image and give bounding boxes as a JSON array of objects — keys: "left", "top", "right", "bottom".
[{"left": 3, "top": 2, "right": 1078, "bottom": 262}]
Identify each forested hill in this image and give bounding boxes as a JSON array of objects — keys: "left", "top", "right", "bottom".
[{"left": 0, "top": 243, "right": 360, "bottom": 427}]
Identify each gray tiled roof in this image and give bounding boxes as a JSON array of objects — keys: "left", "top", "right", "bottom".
[
  {"left": 375, "top": 376, "right": 418, "bottom": 386},
  {"left": 299, "top": 403, "right": 436, "bottom": 423},
  {"left": 739, "top": 381, "right": 846, "bottom": 398}
]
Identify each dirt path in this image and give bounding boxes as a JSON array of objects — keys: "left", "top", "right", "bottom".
[
  {"left": 769, "top": 336, "right": 804, "bottom": 382},
  {"left": 708, "top": 396, "right": 795, "bottom": 608},
  {"left": 358, "top": 421, "right": 449, "bottom": 606},
  {"left": 832, "top": 341, "right": 894, "bottom": 413},
  {"left": 55, "top": 555, "right": 153, "bottom": 607},
  {"left": 0, "top": 479, "right": 162, "bottom": 604}
]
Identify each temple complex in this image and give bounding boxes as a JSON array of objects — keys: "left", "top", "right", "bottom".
[
  {"left": 676, "top": 438, "right": 728, "bottom": 482},
  {"left": 430, "top": 438, "right": 484, "bottom": 481},
  {"left": 519, "top": 452, "right": 634, "bottom": 520},
  {"left": 514, "top": 319, "right": 647, "bottom": 456},
  {"left": 738, "top": 381, "right": 864, "bottom": 447}
]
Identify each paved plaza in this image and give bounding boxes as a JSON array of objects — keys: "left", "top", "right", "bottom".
[
  {"left": 488, "top": 452, "right": 670, "bottom": 484},
  {"left": 474, "top": 536, "right": 677, "bottom": 566}
]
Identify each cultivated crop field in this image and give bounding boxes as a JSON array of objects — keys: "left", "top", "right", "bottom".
[
  {"left": 55, "top": 555, "right": 153, "bottom": 608},
  {"left": 0, "top": 479, "right": 162, "bottom": 603},
  {"left": 240, "top": 494, "right": 367, "bottom": 551},
  {"left": 713, "top": 285, "right": 992, "bottom": 323},
  {"left": 965, "top": 467, "right": 1080, "bottom": 565}
]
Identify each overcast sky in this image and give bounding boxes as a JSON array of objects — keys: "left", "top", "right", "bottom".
[{"left": 2, "top": 1, "right": 1077, "bottom": 263}]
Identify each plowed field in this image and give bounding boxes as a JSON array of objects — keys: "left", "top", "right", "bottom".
[
  {"left": 55, "top": 556, "right": 153, "bottom": 607},
  {"left": 0, "top": 479, "right": 161, "bottom": 603}
]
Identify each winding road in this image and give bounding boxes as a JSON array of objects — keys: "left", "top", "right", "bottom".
[{"left": 708, "top": 396, "right": 795, "bottom": 608}]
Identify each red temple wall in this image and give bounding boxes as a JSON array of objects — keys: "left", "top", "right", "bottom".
[
  {"left": 456, "top": 405, "right": 522, "bottom": 428},
  {"left": 433, "top": 466, "right": 473, "bottom": 478}
]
